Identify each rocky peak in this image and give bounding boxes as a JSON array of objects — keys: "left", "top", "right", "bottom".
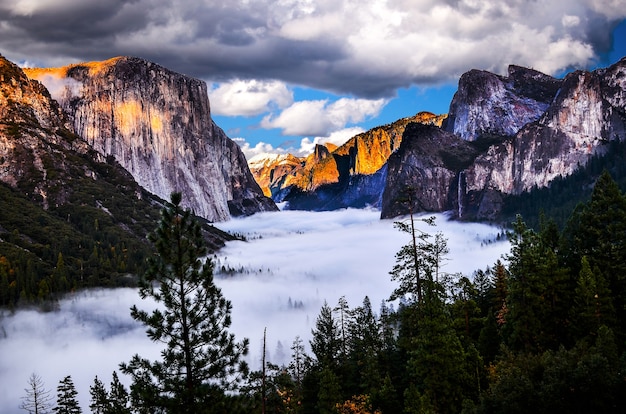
[
  {"left": 443, "top": 65, "right": 562, "bottom": 141},
  {"left": 311, "top": 144, "right": 333, "bottom": 163},
  {"left": 382, "top": 58, "right": 626, "bottom": 221},
  {"left": 25, "top": 56, "right": 277, "bottom": 221},
  {"left": 1, "top": 55, "right": 71, "bottom": 137},
  {"left": 0, "top": 55, "right": 98, "bottom": 205},
  {"left": 381, "top": 123, "right": 478, "bottom": 218}
]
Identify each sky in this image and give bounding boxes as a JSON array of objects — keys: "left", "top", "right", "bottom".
[
  {"left": 1, "top": 1, "right": 626, "bottom": 158},
  {"left": 0, "top": 209, "right": 510, "bottom": 413}
]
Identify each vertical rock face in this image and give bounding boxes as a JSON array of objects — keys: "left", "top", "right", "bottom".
[
  {"left": 464, "top": 58, "right": 626, "bottom": 208},
  {"left": 381, "top": 57, "right": 626, "bottom": 221},
  {"left": 25, "top": 57, "right": 277, "bottom": 221},
  {"left": 380, "top": 123, "right": 478, "bottom": 218},
  {"left": 443, "top": 65, "right": 562, "bottom": 141}
]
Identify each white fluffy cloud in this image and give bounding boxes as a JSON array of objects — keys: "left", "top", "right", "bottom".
[
  {"left": 260, "top": 97, "right": 387, "bottom": 136},
  {"left": 209, "top": 79, "right": 293, "bottom": 116},
  {"left": 236, "top": 126, "right": 365, "bottom": 159}
]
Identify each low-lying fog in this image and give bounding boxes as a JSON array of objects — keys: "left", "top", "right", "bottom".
[{"left": 0, "top": 209, "right": 510, "bottom": 413}]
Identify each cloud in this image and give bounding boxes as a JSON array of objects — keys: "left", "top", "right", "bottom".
[
  {"left": 0, "top": 1, "right": 623, "bottom": 98},
  {"left": 208, "top": 79, "right": 293, "bottom": 116},
  {"left": 35, "top": 74, "right": 83, "bottom": 102},
  {"left": 260, "top": 97, "right": 387, "bottom": 136},
  {"left": 236, "top": 126, "right": 365, "bottom": 159},
  {"left": 0, "top": 210, "right": 510, "bottom": 413}
]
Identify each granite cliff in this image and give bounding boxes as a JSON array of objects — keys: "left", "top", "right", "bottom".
[
  {"left": 25, "top": 57, "right": 277, "bottom": 222},
  {"left": 0, "top": 55, "right": 234, "bottom": 301},
  {"left": 381, "top": 58, "right": 626, "bottom": 220}
]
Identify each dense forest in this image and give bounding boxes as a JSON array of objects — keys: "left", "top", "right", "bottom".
[
  {"left": 19, "top": 170, "right": 626, "bottom": 413},
  {"left": 0, "top": 165, "right": 234, "bottom": 309}
]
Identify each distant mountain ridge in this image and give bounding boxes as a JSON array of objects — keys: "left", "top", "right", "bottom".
[
  {"left": 252, "top": 58, "right": 626, "bottom": 222},
  {"left": 249, "top": 112, "right": 446, "bottom": 210}
]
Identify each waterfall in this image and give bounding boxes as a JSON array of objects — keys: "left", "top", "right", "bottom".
[{"left": 457, "top": 170, "right": 465, "bottom": 218}]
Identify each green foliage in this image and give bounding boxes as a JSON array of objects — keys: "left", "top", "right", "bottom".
[
  {"left": 120, "top": 193, "right": 249, "bottom": 413},
  {"left": 28, "top": 160, "right": 626, "bottom": 414},
  {"left": 53, "top": 376, "right": 81, "bottom": 414},
  {"left": 503, "top": 216, "right": 571, "bottom": 352}
]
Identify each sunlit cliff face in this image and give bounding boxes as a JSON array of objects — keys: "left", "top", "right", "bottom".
[
  {"left": 249, "top": 112, "right": 447, "bottom": 202},
  {"left": 24, "top": 56, "right": 277, "bottom": 221}
]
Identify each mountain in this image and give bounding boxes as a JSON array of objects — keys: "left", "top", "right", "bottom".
[
  {"left": 249, "top": 112, "right": 446, "bottom": 210},
  {"left": 382, "top": 57, "right": 626, "bottom": 220},
  {"left": 442, "top": 65, "right": 562, "bottom": 141},
  {"left": 0, "top": 54, "right": 237, "bottom": 306},
  {"left": 24, "top": 57, "right": 277, "bottom": 222},
  {"left": 250, "top": 57, "right": 626, "bottom": 223}
]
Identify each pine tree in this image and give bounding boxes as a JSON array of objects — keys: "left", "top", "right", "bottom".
[
  {"left": 88, "top": 376, "right": 108, "bottom": 414},
  {"left": 571, "top": 256, "right": 615, "bottom": 339},
  {"left": 120, "top": 193, "right": 249, "bottom": 414},
  {"left": 108, "top": 372, "right": 131, "bottom": 414},
  {"left": 347, "top": 297, "right": 382, "bottom": 398},
  {"left": 561, "top": 170, "right": 626, "bottom": 340},
  {"left": 388, "top": 215, "right": 436, "bottom": 304},
  {"left": 53, "top": 375, "right": 81, "bottom": 414},
  {"left": 288, "top": 335, "right": 307, "bottom": 403},
  {"left": 20, "top": 373, "right": 53, "bottom": 414},
  {"left": 310, "top": 301, "right": 341, "bottom": 369},
  {"left": 505, "top": 215, "right": 569, "bottom": 352},
  {"left": 333, "top": 296, "right": 351, "bottom": 361},
  {"left": 317, "top": 368, "right": 342, "bottom": 414}
]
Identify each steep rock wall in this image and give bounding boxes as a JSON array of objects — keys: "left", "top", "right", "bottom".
[
  {"left": 382, "top": 58, "right": 626, "bottom": 220},
  {"left": 26, "top": 57, "right": 276, "bottom": 221}
]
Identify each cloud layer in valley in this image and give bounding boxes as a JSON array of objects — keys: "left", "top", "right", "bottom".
[{"left": 0, "top": 209, "right": 510, "bottom": 413}]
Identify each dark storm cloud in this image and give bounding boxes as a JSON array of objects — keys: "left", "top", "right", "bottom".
[{"left": 0, "top": 0, "right": 624, "bottom": 98}]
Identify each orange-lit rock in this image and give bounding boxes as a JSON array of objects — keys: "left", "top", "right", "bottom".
[{"left": 26, "top": 56, "right": 277, "bottom": 221}]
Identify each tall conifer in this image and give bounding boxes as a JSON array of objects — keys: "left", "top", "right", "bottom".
[{"left": 120, "top": 193, "right": 248, "bottom": 413}]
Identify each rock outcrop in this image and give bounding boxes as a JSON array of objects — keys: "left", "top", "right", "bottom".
[
  {"left": 443, "top": 65, "right": 562, "bottom": 141},
  {"left": 0, "top": 54, "right": 95, "bottom": 206},
  {"left": 381, "top": 57, "right": 626, "bottom": 220},
  {"left": 0, "top": 54, "right": 234, "bottom": 250},
  {"left": 380, "top": 123, "right": 479, "bottom": 218},
  {"left": 25, "top": 57, "right": 277, "bottom": 221}
]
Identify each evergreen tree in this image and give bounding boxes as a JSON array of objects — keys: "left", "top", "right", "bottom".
[
  {"left": 317, "top": 368, "right": 342, "bottom": 414},
  {"left": 389, "top": 216, "right": 436, "bottom": 304},
  {"left": 53, "top": 375, "right": 81, "bottom": 414},
  {"left": 108, "top": 372, "right": 131, "bottom": 414},
  {"left": 333, "top": 296, "right": 351, "bottom": 361},
  {"left": 20, "top": 373, "right": 53, "bottom": 414},
  {"left": 504, "top": 215, "right": 570, "bottom": 352},
  {"left": 561, "top": 170, "right": 626, "bottom": 340},
  {"left": 347, "top": 297, "right": 382, "bottom": 400},
  {"left": 120, "top": 193, "right": 249, "bottom": 414},
  {"left": 310, "top": 301, "right": 341, "bottom": 369},
  {"left": 88, "top": 376, "right": 108, "bottom": 414},
  {"left": 405, "top": 287, "right": 471, "bottom": 413},
  {"left": 570, "top": 256, "right": 615, "bottom": 340},
  {"left": 288, "top": 335, "right": 307, "bottom": 407}
]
